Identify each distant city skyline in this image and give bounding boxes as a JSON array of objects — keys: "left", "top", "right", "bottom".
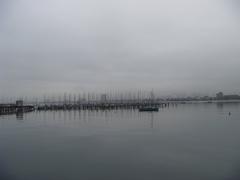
[
  {"left": 1, "top": 90, "right": 240, "bottom": 104},
  {"left": 1, "top": 0, "right": 240, "bottom": 97}
]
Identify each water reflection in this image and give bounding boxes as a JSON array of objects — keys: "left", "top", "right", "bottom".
[
  {"left": 28, "top": 109, "right": 160, "bottom": 130},
  {"left": 16, "top": 112, "right": 23, "bottom": 120},
  {"left": 1, "top": 104, "right": 240, "bottom": 180},
  {"left": 217, "top": 102, "right": 224, "bottom": 110},
  {"left": 216, "top": 102, "right": 240, "bottom": 110},
  {"left": 2, "top": 102, "right": 240, "bottom": 130}
]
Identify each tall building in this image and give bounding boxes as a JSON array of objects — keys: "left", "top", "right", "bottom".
[
  {"left": 16, "top": 100, "right": 23, "bottom": 107},
  {"left": 216, "top": 92, "right": 224, "bottom": 99}
]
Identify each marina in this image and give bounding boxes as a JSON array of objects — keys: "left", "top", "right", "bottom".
[{"left": 0, "top": 100, "right": 168, "bottom": 115}]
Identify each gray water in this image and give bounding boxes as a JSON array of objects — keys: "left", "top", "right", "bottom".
[{"left": 0, "top": 103, "right": 240, "bottom": 180}]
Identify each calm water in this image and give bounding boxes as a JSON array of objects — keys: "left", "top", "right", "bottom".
[{"left": 1, "top": 103, "right": 240, "bottom": 180}]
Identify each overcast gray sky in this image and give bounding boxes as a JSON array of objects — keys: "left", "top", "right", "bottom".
[{"left": 0, "top": 0, "right": 240, "bottom": 97}]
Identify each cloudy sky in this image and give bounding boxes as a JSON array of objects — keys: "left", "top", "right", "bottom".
[{"left": 0, "top": 0, "right": 239, "bottom": 97}]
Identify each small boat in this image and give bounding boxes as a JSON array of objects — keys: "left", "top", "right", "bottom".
[{"left": 139, "top": 107, "right": 159, "bottom": 112}]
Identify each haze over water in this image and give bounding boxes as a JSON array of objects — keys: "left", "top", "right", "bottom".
[
  {"left": 1, "top": 0, "right": 240, "bottom": 96},
  {"left": 1, "top": 0, "right": 240, "bottom": 179},
  {"left": 1, "top": 103, "right": 240, "bottom": 180}
]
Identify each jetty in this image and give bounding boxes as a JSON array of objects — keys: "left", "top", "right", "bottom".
[
  {"left": 36, "top": 101, "right": 169, "bottom": 111},
  {"left": 0, "top": 100, "right": 35, "bottom": 115}
]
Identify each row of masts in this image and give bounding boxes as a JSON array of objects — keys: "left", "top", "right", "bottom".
[
  {"left": 0, "top": 90, "right": 170, "bottom": 114},
  {"left": 0, "top": 90, "right": 159, "bottom": 105}
]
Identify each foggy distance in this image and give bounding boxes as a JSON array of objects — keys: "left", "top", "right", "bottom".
[{"left": 0, "top": 0, "right": 240, "bottom": 97}]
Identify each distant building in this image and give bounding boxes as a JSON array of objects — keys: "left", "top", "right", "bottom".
[
  {"left": 201, "top": 96, "right": 210, "bottom": 101},
  {"left": 101, "top": 94, "right": 107, "bottom": 102},
  {"left": 216, "top": 92, "right": 224, "bottom": 99},
  {"left": 216, "top": 92, "right": 240, "bottom": 100},
  {"left": 16, "top": 100, "right": 23, "bottom": 107},
  {"left": 223, "top": 95, "right": 240, "bottom": 100}
]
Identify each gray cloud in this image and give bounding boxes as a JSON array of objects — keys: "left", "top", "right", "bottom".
[{"left": 0, "top": 0, "right": 240, "bottom": 97}]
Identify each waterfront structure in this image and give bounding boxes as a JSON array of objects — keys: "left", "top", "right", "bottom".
[
  {"left": 16, "top": 100, "right": 23, "bottom": 107},
  {"left": 216, "top": 92, "right": 224, "bottom": 99},
  {"left": 0, "top": 101, "right": 34, "bottom": 115}
]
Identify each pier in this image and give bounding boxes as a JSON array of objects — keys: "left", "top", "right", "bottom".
[
  {"left": 0, "top": 97, "right": 173, "bottom": 115},
  {"left": 0, "top": 100, "right": 172, "bottom": 115},
  {"left": 36, "top": 101, "right": 170, "bottom": 111},
  {"left": 0, "top": 100, "right": 35, "bottom": 115}
]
